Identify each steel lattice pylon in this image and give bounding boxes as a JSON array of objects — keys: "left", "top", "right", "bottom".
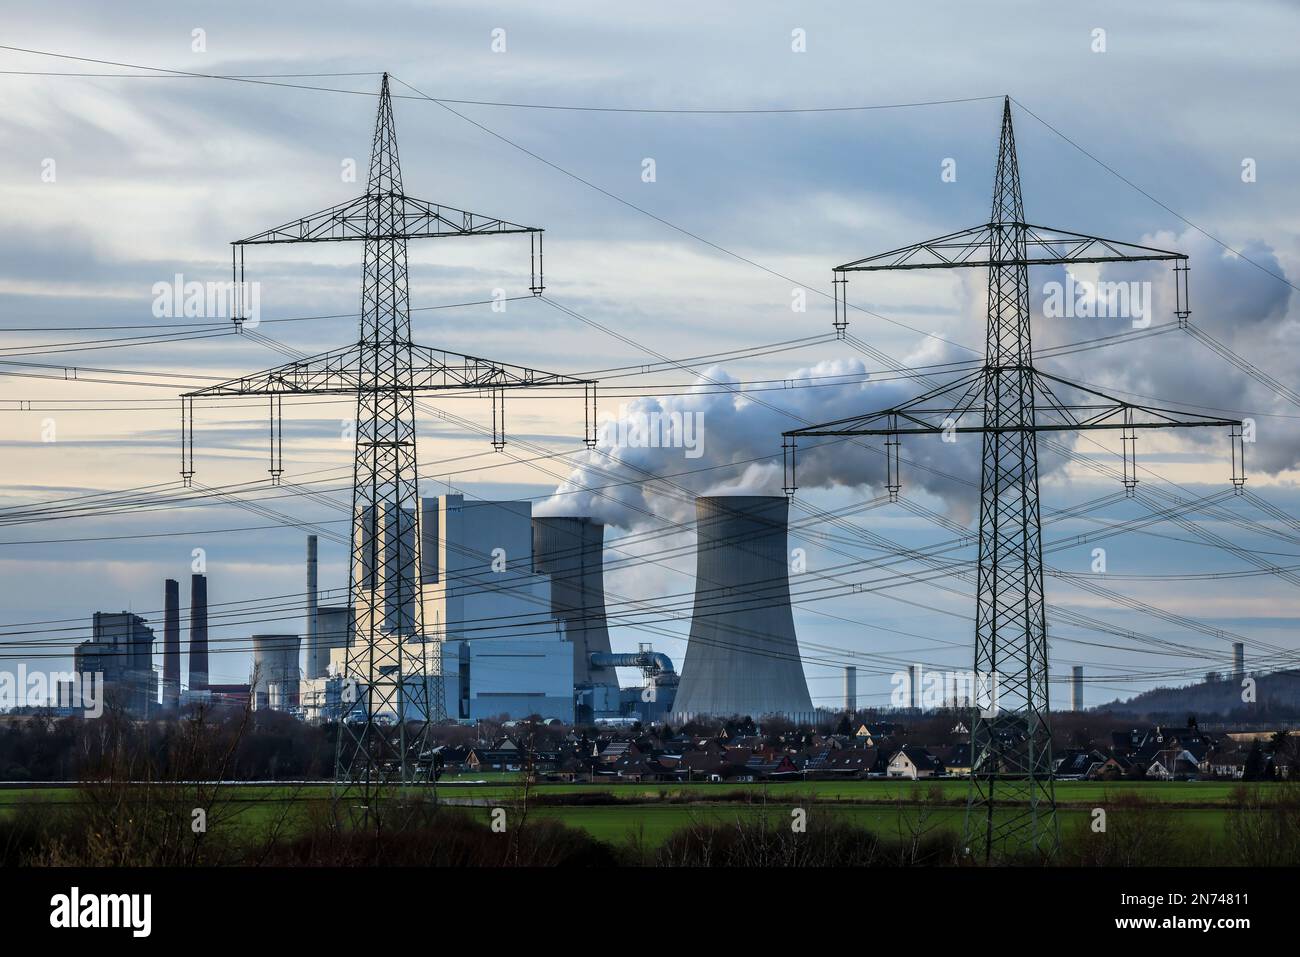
[
  {"left": 970, "top": 102, "right": 1052, "bottom": 859},
  {"left": 784, "top": 97, "right": 1244, "bottom": 861},
  {"left": 181, "top": 75, "right": 596, "bottom": 826}
]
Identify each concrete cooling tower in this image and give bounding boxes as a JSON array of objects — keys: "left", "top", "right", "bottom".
[
  {"left": 532, "top": 516, "right": 616, "bottom": 687},
  {"left": 251, "top": 633, "right": 302, "bottom": 711},
  {"left": 673, "top": 495, "right": 813, "bottom": 720}
]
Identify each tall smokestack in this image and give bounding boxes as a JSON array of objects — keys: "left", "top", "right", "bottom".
[
  {"left": 844, "top": 665, "right": 857, "bottom": 713},
  {"left": 672, "top": 496, "right": 812, "bottom": 720},
  {"left": 909, "top": 664, "right": 921, "bottom": 710},
  {"left": 163, "top": 578, "right": 180, "bottom": 709},
  {"left": 532, "top": 517, "right": 615, "bottom": 686},
  {"left": 1071, "top": 665, "right": 1084, "bottom": 712},
  {"left": 1232, "top": 642, "right": 1245, "bottom": 683},
  {"left": 306, "top": 535, "right": 320, "bottom": 679},
  {"left": 189, "top": 573, "right": 209, "bottom": 692}
]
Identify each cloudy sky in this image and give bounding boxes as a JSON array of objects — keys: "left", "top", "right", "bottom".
[{"left": 2, "top": 1, "right": 1298, "bottom": 710}]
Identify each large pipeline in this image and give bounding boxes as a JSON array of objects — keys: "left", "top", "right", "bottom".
[{"left": 589, "top": 650, "right": 675, "bottom": 674}]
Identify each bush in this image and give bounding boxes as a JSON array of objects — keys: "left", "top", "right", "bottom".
[
  {"left": 1059, "top": 792, "right": 1183, "bottom": 866},
  {"left": 654, "top": 814, "right": 959, "bottom": 867},
  {"left": 260, "top": 802, "right": 619, "bottom": 866}
]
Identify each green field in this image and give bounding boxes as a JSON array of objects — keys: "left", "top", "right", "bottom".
[
  {"left": 486, "top": 804, "right": 1234, "bottom": 847},
  {"left": 0, "top": 778, "right": 1269, "bottom": 849},
  {"left": 432, "top": 777, "right": 1256, "bottom": 805}
]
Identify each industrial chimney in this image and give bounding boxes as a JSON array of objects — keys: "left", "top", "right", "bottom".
[
  {"left": 844, "top": 665, "right": 857, "bottom": 713},
  {"left": 672, "top": 496, "right": 813, "bottom": 720},
  {"left": 305, "top": 535, "right": 320, "bottom": 678},
  {"left": 163, "top": 578, "right": 180, "bottom": 709},
  {"left": 532, "top": 516, "right": 616, "bottom": 687},
  {"left": 1232, "top": 642, "right": 1245, "bottom": 683},
  {"left": 1071, "top": 665, "right": 1084, "bottom": 712},
  {"left": 188, "top": 573, "right": 209, "bottom": 692}
]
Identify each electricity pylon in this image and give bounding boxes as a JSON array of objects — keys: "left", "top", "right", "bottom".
[
  {"left": 784, "top": 97, "right": 1244, "bottom": 862},
  {"left": 181, "top": 74, "right": 596, "bottom": 824}
]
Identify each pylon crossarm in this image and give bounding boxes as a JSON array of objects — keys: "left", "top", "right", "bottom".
[
  {"left": 835, "top": 222, "right": 1187, "bottom": 272},
  {"left": 783, "top": 368, "right": 985, "bottom": 437},
  {"left": 834, "top": 224, "right": 994, "bottom": 271},
  {"left": 235, "top": 193, "right": 541, "bottom": 245},
  {"left": 183, "top": 343, "right": 594, "bottom": 398},
  {"left": 1020, "top": 223, "right": 1185, "bottom": 265},
  {"left": 393, "top": 194, "right": 541, "bottom": 239},
  {"left": 235, "top": 195, "right": 371, "bottom": 245},
  {"left": 787, "top": 410, "right": 1236, "bottom": 438},
  {"left": 184, "top": 343, "right": 363, "bottom": 397},
  {"left": 785, "top": 365, "right": 1238, "bottom": 437},
  {"left": 1030, "top": 368, "right": 1239, "bottom": 430},
  {"left": 407, "top": 344, "right": 593, "bottom": 391}
]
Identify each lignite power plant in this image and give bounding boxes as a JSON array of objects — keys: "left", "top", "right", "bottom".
[
  {"left": 74, "top": 494, "right": 815, "bottom": 727},
  {"left": 291, "top": 493, "right": 812, "bottom": 726},
  {"left": 56, "top": 77, "right": 817, "bottom": 770}
]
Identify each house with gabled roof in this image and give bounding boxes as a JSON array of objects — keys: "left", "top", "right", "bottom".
[
  {"left": 1203, "top": 747, "right": 1247, "bottom": 779},
  {"left": 799, "top": 745, "right": 835, "bottom": 773},
  {"left": 1147, "top": 747, "right": 1201, "bottom": 780},
  {"left": 933, "top": 742, "right": 972, "bottom": 776},
  {"left": 746, "top": 754, "right": 799, "bottom": 778},
  {"left": 822, "top": 748, "right": 885, "bottom": 776},
  {"left": 597, "top": 740, "right": 640, "bottom": 764},
  {"left": 887, "top": 745, "right": 943, "bottom": 779},
  {"left": 1053, "top": 748, "right": 1107, "bottom": 780}
]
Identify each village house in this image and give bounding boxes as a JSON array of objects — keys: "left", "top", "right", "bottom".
[{"left": 887, "top": 745, "right": 944, "bottom": 779}]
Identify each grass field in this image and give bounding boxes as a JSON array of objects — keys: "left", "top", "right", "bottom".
[
  {"left": 0, "top": 777, "right": 1270, "bottom": 849},
  {"left": 486, "top": 804, "right": 1234, "bottom": 847},
  {"left": 431, "top": 777, "right": 1257, "bottom": 805}
]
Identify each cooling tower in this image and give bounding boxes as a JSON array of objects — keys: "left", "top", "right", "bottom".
[
  {"left": 188, "top": 573, "right": 209, "bottom": 692},
  {"left": 163, "top": 578, "right": 180, "bottom": 710},
  {"left": 251, "top": 633, "right": 301, "bottom": 710},
  {"left": 672, "top": 496, "right": 813, "bottom": 719},
  {"left": 532, "top": 516, "right": 616, "bottom": 686}
]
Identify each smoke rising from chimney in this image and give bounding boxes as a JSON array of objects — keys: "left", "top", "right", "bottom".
[{"left": 538, "top": 356, "right": 984, "bottom": 531}]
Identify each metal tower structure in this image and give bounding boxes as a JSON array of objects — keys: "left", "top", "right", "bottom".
[
  {"left": 784, "top": 97, "right": 1244, "bottom": 861},
  {"left": 181, "top": 75, "right": 596, "bottom": 823}
]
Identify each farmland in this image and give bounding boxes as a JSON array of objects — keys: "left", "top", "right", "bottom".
[{"left": 0, "top": 777, "right": 1274, "bottom": 849}]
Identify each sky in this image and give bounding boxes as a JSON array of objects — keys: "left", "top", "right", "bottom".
[{"left": 1, "top": 0, "right": 1299, "bottom": 711}]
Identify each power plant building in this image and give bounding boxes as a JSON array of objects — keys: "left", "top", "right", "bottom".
[
  {"left": 313, "top": 604, "right": 355, "bottom": 678},
  {"left": 294, "top": 501, "right": 683, "bottom": 725},
  {"left": 421, "top": 495, "right": 574, "bottom": 723},
  {"left": 672, "top": 496, "right": 813, "bottom": 720},
  {"left": 73, "top": 611, "right": 156, "bottom": 717}
]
